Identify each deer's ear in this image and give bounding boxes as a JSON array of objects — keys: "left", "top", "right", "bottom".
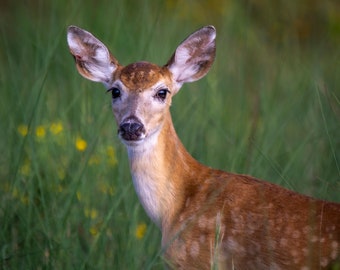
[
  {"left": 67, "top": 26, "right": 119, "bottom": 86},
  {"left": 165, "top": 26, "right": 216, "bottom": 87}
]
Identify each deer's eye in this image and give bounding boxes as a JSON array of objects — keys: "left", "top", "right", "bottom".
[
  {"left": 108, "top": 87, "right": 121, "bottom": 99},
  {"left": 155, "top": 89, "right": 170, "bottom": 101}
]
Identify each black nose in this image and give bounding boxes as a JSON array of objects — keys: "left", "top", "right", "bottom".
[{"left": 119, "top": 117, "right": 145, "bottom": 141}]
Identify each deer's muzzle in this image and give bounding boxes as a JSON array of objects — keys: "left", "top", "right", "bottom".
[{"left": 119, "top": 116, "right": 146, "bottom": 141}]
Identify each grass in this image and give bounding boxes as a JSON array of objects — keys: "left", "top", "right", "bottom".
[{"left": 0, "top": 0, "right": 339, "bottom": 269}]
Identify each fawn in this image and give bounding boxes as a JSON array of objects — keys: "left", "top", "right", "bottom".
[{"left": 67, "top": 25, "right": 340, "bottom": 269}]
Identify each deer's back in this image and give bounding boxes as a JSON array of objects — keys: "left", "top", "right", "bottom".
[{"left": 164, "top": 172, "right": 340, "bottom": 269}]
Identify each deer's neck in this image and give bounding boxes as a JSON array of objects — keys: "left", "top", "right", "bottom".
[{"left": 125, "top": 113, "right": 203, "bottom": 228}]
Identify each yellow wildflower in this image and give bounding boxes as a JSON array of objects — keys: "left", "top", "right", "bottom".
[
  {"left": 106, "top": 146, "right": 117, "bottom": 165},
  {"left": 89, "top": 226, "right": 99, "bottom": 236},
  {"left": 84, "top": 207, "right": 98, "bottom": 219},
  {"left": 57, "top": 167, "right": 65, "bottom": 180},
  {"left": 88, "top": 155, "right": 100, "bottom": 165},
  {"left": 75, "top": 136, "right": 87, "bottom": 151},
  {"left": 35, "top": 125, "right": 46, "bottom": 139},
  {"left": 20, "top": 195, "right": 29, "bottom": 205},
  {"left": 12, "top": 187, "right": 19, "bottom": 198},
  {"left": 76, "top": 191, "right": 82, "bottom": 201},
  {"left": 57, "top": 184, "right": 63, "bottom": 193},
  {"left": 90, "top": 209, "right": 98, "bottom": 219},
  {"left": 108, "top": 186, "right": 115, "bottom": 196},
  {"left": 12, "top": 187, "right": 29, "bottom": 205},
  {"left": 89, "top": 221, "right": 103, "bottom": 236},
  {"left": 19, "top": 160, "right": 31, "bottom": 176},
  {"left": 17, "top": 124, "right": 28, "bottom": 137},
  {"left": 98, "top": 182, "right": 115, "bottom": 196},
  {"left": 50, "top": 122, "right": 63, "bottom": 135},
  {"left": 2, "top": 182, "right": 10, "bottom": 193},
  {"left": 135, "top": 223, "right": 147, "bottom": 239}
]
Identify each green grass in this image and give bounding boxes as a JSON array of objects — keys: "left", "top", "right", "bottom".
[{"left": 1, "top": 1, "right": 339, "bottom": 269}]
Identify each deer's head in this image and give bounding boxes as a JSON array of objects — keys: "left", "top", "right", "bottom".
[{"left": 67, "top": 26, "right": 216, "bottom": 147}]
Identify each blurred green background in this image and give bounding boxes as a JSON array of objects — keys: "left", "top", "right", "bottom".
[{"left": 1, "top": 0, "right": 339, "bottom": 269}]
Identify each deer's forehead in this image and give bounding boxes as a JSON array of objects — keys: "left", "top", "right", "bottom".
[{"left": 118, "top": 62, "right": 171, "bottom": 90}]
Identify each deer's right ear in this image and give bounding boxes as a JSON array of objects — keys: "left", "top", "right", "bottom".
[{"left": 67, "top": 26, "right": 119, "bottom": 86}]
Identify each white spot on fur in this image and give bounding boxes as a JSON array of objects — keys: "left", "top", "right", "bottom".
[
  {"left": 190, "top": 241, "right": 200, "bottom": 257},
  {"left": 303, "top": 226, "right": 311, "bottom": 235},
  {"left": 269, "top": 239, "right": 277, "bottom": 249},
  {"left": 226, "top": 237, "right": 245, "bottom": 254},
  {"left": 269, "top": 263, "right": 282, "bottom": 270},
  {"left": 292, "top": 251, "right": 301, "bottom": 264},
  {"left": 320, "top": 257, "right": 329, "bottom": 267},
  {"left": 208, "top": 217, "right": 216, "bottom": 229},
  {"left": 280, "top": 238, "right": 288, "bottom": 247},
  {"left": 292, "top": 230, "right": 301, "bottom": 239},
  {"left": 310, "top": 235, "right": 318, "bottom": 243},
  {"left": 331, "top": 250, "right": 338, "bottom": 260},
  {"left": 331, "top": 241, "right": 339, "bottom": 259},
  {"left": 179, "top": 214, "right": 185, "bottom": 222},
  {"left": 200, "top": 234, "right": 206, "bottom": 243},
  {"left": 198, "top": 215, "right": 208, "bottom": 229},
  {"left": 185, "top": 197, "right": 191, "bottom": 207},
  {"left": 173, "top": 238, "right": 187, "bottom": 260}
]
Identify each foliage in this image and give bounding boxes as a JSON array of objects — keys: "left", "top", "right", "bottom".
[{"left": 0, "top": 0, "right": 339, "bottom": 269}]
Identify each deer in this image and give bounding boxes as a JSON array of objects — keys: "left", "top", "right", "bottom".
[{"left": 67, "top": 25, "right": 340, "bottom": 269}]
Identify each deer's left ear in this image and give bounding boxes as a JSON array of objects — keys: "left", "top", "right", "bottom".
[
  {"left": 165, "top": 26, "right": 216, "bottom": 88},
  {"left": 67, "top": 26, "right": 119, "bottom": 86}
]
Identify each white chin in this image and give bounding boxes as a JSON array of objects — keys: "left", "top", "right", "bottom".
[{"left": 120, "top": 135, "right": 146, "bottom": 146}]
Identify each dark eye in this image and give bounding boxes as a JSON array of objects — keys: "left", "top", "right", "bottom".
[
  {"left": 155, "top": 89, "right": 170, "bottom": 101},
  {"left": 108, "top": 87, "right": 121, "bottom": 99}
]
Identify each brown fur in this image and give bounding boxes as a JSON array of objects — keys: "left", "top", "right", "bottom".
[
  {"left": 67, "top": 25, "right": 340, "bottom": 269},
  {"left": 119, "top": 62, "right": 171, "bottom": 90}
]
